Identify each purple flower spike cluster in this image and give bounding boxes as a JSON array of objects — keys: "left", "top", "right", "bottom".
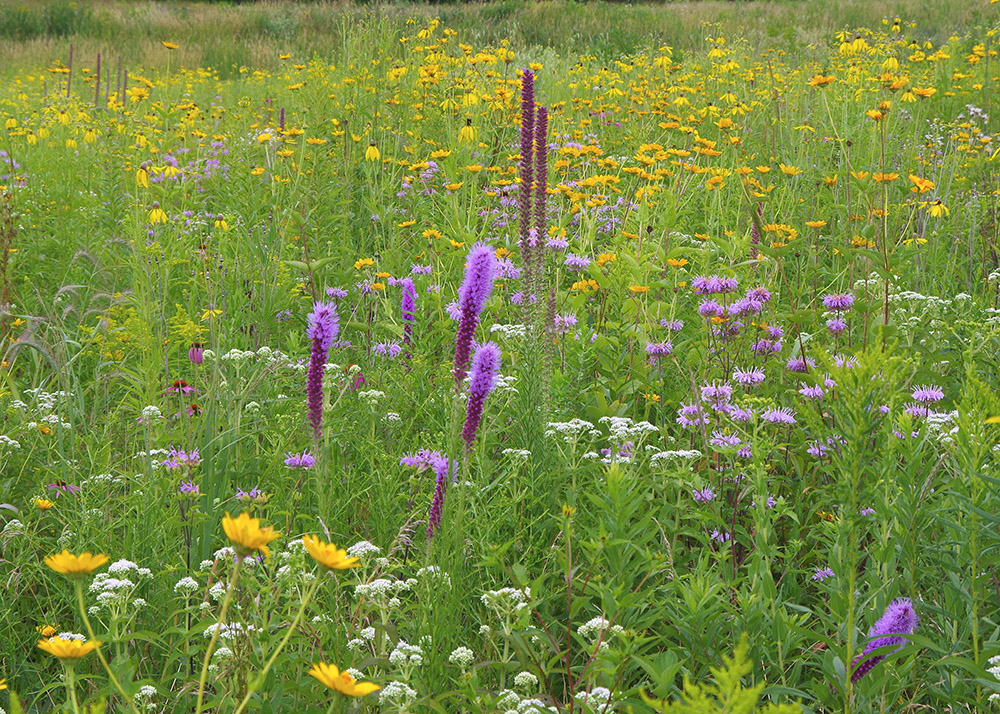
[
  {"left": 400, "top": 277, "right": 416, "bottom": 346},
  {"left": 516, "top": 69, "right": 550, "bottom": 309},
  {"left": 306, "top": 301, "right": 339, "bottom": 441},
  {"left": 462, "top": 342, "right": 502, "bottom": 448},
  {"left": 453, "top": 245, "right": 496, "bottom": 385},
  {"left": 426, "top": 455, "right": 450, "bottom": 538},
  {"left": 851, "top": 597, "right": 919, "bottom": 683}
]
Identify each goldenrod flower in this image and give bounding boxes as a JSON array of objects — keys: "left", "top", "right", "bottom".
[
  {"left": 37, "top": 636, "right": 101, "bottom": 660},
  {"left": 222, "top": 512, "right": 281, "bottom": 560},
  {"left": 308, "top": 663, "right": 379, "bottom": 697},
  {"left": 44, "top": 550, "right": 109, "bottom": 576},
  {"left": 302, "top": 535, "right": 360, "bottom": 570}
]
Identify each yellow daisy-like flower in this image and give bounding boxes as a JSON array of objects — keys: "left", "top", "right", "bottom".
[
  {"left": 302, "top": 535, "right": 361, "bottom": 570},
  {"left": 44, "top": 550, "right": 109, "bottom": 576},
  {"left": 222, "top": 512, "right": 281, "bottom": 560},
  {"left": 0, "top": 678, "right": 6, "bottom": 690},
  {"left": 308, "top": 662, "right": 379, "bottom": 697},
  {"left": 37, "top": 624, "right": 58, "bottom": 638},
  {"left": 37, "top": 637, "right": 101, "bottom": 660},
  {"left": 162, "top": 41, "right": 179, "bottom": 50},
  {"left": 34, "top": 497, "right": 55, "bottom": 510}
]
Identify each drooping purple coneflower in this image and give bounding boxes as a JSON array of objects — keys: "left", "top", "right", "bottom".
[
  {"left": 461, "top": 342, "right": 502, "bottom": 448},
  {"left": 852, "top": 597, "right": 919, "bottom": 683},
  {"left": 518, "top": 70, "right": 535, "bottom": 266},
  {"left": 453, "top": 246, "right": 496, "bottom": 385},
  {"left": 306, "top": 301, "right": 339, "bottom": 441},
  {"left": 400, "top": 277, "right": 416, "bottom": 346},
  {"left": 189, "top": 343, "right": 204, "bottom": 363}
]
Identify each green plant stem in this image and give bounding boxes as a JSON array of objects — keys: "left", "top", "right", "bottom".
[
  {"left": 231, "top": 575, "right": 323, "bottom": 714},
  {"left": 65, "top": 663, "right": 81, "bottom": 714},
  {"left": 195, "top": 557, "right": 243, "bottom": 714},
  {"left": 74, "top": 580, "right": 142, "bottom": 714}
]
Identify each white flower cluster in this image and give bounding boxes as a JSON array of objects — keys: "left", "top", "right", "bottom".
[
  {"left": 358, "top": 389, "right": 386, "bottom": 405},
  {"left": 482, "top": 586, "right": 531, "bottom": 621},
  {"left": 544, "top": 419, "right": 599, "bottom": 442},
  {"left": 988, "top": 654, "right": 1000, "bottom": 704},
  {"left": 346, "top": 540, "right": 382, "bottom": 558},
  {"left": 133, "top": 685, "right": 158, "bottom": 712},
  {"left": 2, "top": 519, "right": 24, "bottom": 535},
  {"left": 203, "top": 622, "right": 261, "bottom": 640},
  {"left": 575, "top": 687, "right": 612, "bottom": 710},
  {"left": 388, "top": 640, "right": 424, "bottom": 669},
  {"left": 449, "top": 645, "right": 475, "bottom": 667},
  {"left": 415, "top": 565, "right": 451, "bottom": 588},
  {"left": 513, "top": 671, "right": 539, "bottom": 690},
  {"left": 0, "top": 434, "right": 21, "bottom": 449},
  {"left": 90, "top": 563, "right": 149, "bottom": 612},
  {"left": 502, "top": 448, "right": 531, "bottom": 461},
  {"left": 347, "top": 626, "right": 380, "bottom": 652},
  {"left": 599, "top": 416, "right": 658, "bottom": 441},
  {"left": 140, "top": 405, "right": 163, "bottom": 423},
  {"left": 650, "top": 449, "right": 702, "bottom": 464},
  {"left": 490, "top": 323, "right": 527, "bottom": 339},
  {"left": 577, "top": 615, "right": 624, "bottom": 641},
  {"left": 355, "top": 577, "right": 412, "bottom": 610},
  {"left": 495, "top": 374, "right": 518, "bottom": 394},
  {"left": 379, "top": 680, "right": 418, "bottom": 709},
  {"left": 174, "top": 576, "right": 199, "bottom": 596}
]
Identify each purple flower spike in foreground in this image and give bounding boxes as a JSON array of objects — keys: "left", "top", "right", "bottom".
[
  {"left": 306, "top": 301, "right": 339, "bottom": 441},
  {"left": 852, "top": 598, "right": 919, "bottom": 683},
  {"left": 400, "top": 278, "right": 417, "bottom": 346},
  {"left": 453, "top": 246, "right": 496, "bottom": 384},
  {"left": 426, "top": 456, "right": 450, "bottom": 538},
  {"left": 462, "top": 342, "right": 502, "bottom": 448}
]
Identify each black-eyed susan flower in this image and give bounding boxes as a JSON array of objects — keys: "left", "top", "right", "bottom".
[
  {"left": 302, "top": 535, "right": 360, "bottom": 570},
  {"left": 37, "top": 636, "right": 101, "bottom": 659},
  {"left": 44, "top": 550, "right": 109, "bottom": 576},
  {"left": 222, "top": 512, "right": 281, "bottom": 560},
  {"left": 308, "top": 663, "right": 379, "bottom": 697}
]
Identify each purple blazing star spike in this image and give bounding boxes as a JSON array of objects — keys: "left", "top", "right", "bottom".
[
  {"left": 518, "top": 70, "right": 536, "bottom": 268},
  {"left": 400, "top": 278, "right": 416, "bottom": 346},
  {"left": 533, "top": 105, "right": 548, "bottom": 279},
  {"left": 306, "top": 301, "right": 339, "bottom": 441},
  {"left": 851, "top": 598, "right": 919, "bottom": 683},
  {"left": 462, "top": 342, "right": 501, "bottom": 448},
  {"left": 453, "top": 246, "right": 496, "bottom": 385},
  {"left": 426, "top": 456, "right": 450, "bottom": 538},
  {"left": 284, "top": 451, "right": 316, "bottom": 469}
]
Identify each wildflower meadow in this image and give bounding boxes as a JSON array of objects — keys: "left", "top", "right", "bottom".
[{"left": 1, "top": 1, "right": 999, "bottom": 712}]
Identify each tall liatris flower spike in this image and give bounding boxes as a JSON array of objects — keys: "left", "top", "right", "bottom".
[
  {"left": 222, "top": 512, "right": 281, "bottom": 560},
  {"left": 426, "top": 456, "right": 450, "bottom": 538},
  {"left": 518, "top": 69, "right": 535, "bottom": 267},
  {"left": 308, "top": 662, "right": 380, "bottom": 697},
  {"left": 851, "top": 597, "right": 919, "bottom": 683},
  {"left": 462, "top": 342, "right": 501, "bottom": 448},
  {"left": 306, "top": 301, "right": 339, "bottom": 441},
  {"left": 44, "top": 550, "right": 109, "bottom": 578},
  {"left": 400, "top": 277, "right": 416, "bottom": 346},
  {"left": 453, "top": 246, "right": 496, "bottom": 384}
]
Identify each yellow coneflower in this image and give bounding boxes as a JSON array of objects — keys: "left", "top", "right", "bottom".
[
  {"left": 222, "top": 512, "right": 281, "bottom": 560},
  {"left": 38, "top": 636, "right": 100, "bottom": 660},
  {"left": 308, "top": 663, "right": 379, "bottom": 697},
  {"left": 458, "top": 118, "right": 476, "bottom": 143},
  {"left": 364, "top": 142, "right": 381, "bottom": 162},
  {"left": 44, "top": 551, "right": 109, "bottom": 576},
  {"left": 148, "top": 203, "right": 168, "bottom": 224},
  {"left": 302, "top": 535, "right": 360, "bottom": 570}
]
